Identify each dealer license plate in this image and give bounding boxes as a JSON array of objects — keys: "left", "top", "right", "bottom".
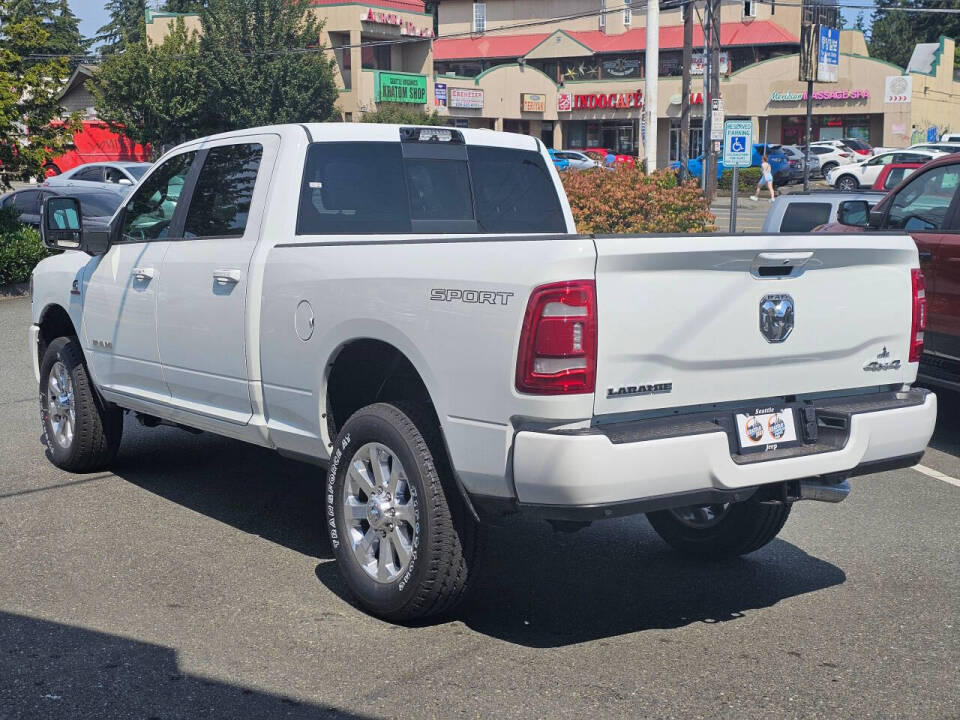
[{"left": 734, "top": 407, "right": 798, "bottom": 453}]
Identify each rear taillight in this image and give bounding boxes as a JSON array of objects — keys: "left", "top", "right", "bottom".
[
  {"left": 516, "top": 280, "right": 597, "bottom": 394},
  {"left": 910, "top": 268, "right": 927, "bottom": 363},
  {"left": 840, "top": 152, "right": 852, "bottom": 158}
]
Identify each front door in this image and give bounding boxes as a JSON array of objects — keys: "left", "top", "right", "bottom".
[
  {"left": 82, "top": 150, "right": 196, "bottom": 401},
  {"left": 156, "top": 135, "right": 276, "bottom": 424}
]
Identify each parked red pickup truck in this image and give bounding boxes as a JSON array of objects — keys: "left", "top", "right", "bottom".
[{"left": 820, "top": 153, "right": 960, "bottom": 391}]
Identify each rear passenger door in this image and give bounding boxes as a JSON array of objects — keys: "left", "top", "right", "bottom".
[{"left": 155, "top": 135, "right": 277, "bottom": 424}]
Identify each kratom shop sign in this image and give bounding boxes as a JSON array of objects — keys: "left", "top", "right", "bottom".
[
  {"left": 376, "top": 72, "right": 427, "bottom": 104},
  {"left": 770, "top": 89, "right": 870, "bottom": 102}
]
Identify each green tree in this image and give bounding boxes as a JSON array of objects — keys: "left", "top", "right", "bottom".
[
  {"left": 869, "top": 1, "right": 960, "bottom": 69},
  {"left": 163, "top": 0, "right": 205, "bottom": 11},
  {"left": 92, "top": 0, "right": 339, "bottom": 149},
  {"left": 90, "top": 19, "right": 204, "bottom": 150},
  {"left": 359, "top": 103, "right": 445, "bottom": 125},
  {"left": 0, "top": 5, "right": 80, "bottom": 186},
  {"left": 47, "top": 0, "right": 91, "bottom": 67},
  {"left": 97, "top": 0, "right": 146, "bottom": 54}
]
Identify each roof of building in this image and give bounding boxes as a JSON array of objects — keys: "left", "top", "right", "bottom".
[
  {"left": 434, "top": 21, "right": 799, "bottom": 61},
  {"left": 310, "top": 0, "right": 427, "bottom": 12},
  {"left": 57, "top": 63, "right": 97, "bottom": 101}
]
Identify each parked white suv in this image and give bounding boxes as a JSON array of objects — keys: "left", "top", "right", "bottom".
[
  {"left": 826, "top": 149, "right": 944, "bottom": 190},
  {"left": 808, "top": 143, "right": 857, "bottom": 176},
  {"left": 29, "top": 124, "right": 937, "bottom": 621}
]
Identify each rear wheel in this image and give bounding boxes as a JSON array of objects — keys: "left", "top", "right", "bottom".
[
  {"left": 836, "top": 174, "right": 859, "bottom": 191},
  {"left": 43, "top": 163, "right": 61, "bottom": 178},
  {"left": 646, "top": 498, "right": 791, "bottom": 559},
  {"left": 820, "top": 161, "right": 838, "bottom": 176},
  {"left": 326, "top": 402, "right": 479, "bottom": 622},
  {"left": 39, "top": 337, "right": 123, "bottom": 472}
]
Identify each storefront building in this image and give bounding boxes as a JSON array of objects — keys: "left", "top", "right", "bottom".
[
  {"left": 433, "top": 1, "right": 960, "bottom": 167},
  {"left": 145, "top": 0, "right": 437, "bottom": 119}
]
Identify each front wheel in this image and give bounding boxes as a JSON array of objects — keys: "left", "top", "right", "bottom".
[
  {"left": 646, "top": 499, "right": 791, "bottom": 559},
  {"left": 39, "top": 336, "right": 123, "bottom": 472},
  {"left": 836, "top": 175, "right": 859, "bottom": 191},
  {"left": 326, "top": 403, "right": 478, "bottom": 622}
]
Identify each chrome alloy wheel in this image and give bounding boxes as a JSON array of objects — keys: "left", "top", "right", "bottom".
[
  {"left": 342, "top": 442, "right": 417, "bottom": 584},
  {"left": 669, "top": 503, "right": 731, "bottom": 529},
  {"left": 46, "top": 360, "right": 75, "bottom": 449}
]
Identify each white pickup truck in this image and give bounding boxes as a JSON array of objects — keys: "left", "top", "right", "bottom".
[{"left": 31, "top": 124, "right": 937, "bottom": 621}]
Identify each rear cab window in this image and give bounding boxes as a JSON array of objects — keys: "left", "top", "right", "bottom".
[
  {"left": 296, "top": 135, "right": 566, "bottom": 235},
  {"left": 779, "top": 202, "right": 832, "bottom": 232}
]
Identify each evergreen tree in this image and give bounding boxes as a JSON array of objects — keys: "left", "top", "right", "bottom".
[
  {"left": 92, "top": 0, "right": 339, "bottom": 148},
  {"left": 163, "top": 0, "right": 205, "bottom": 11},
  {"left": 97, "top": 0, "right": 146, "bottom": 54},
  {"left": 869, "top": 1, "right": 960, "bottom": 69},
  {"left": 47, "top": 0, "right": 91, "bottom": 67},
  {"left": 0, "top": 1, "right": 81, "bottom": 185}
]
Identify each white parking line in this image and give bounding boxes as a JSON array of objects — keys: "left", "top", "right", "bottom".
[{"left": 912, "top": 464, "right": 960, "bottom": 488}]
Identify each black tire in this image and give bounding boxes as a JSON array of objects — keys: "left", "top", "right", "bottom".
[
  {"left": 39, "top": 336, "right": 123, "bottom": 472},
  {"left": 326, "top": 402, "right": 479, "bottom": 622},
  {"left": 836, "top": 175, "right": 859, "bottom": 191},
  {"left": 43, "top": 162, "right": 61, "bottom": 177},
  {"left": 646, "top": 499, "right": 791, "bottom": 559},
  {"left": 820, "top": 161, "right": 838, "bottom": 176}
]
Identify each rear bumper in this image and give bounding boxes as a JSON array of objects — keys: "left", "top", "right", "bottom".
[{"left": 506, "top": 389, "right": 936, "bottom": 516}]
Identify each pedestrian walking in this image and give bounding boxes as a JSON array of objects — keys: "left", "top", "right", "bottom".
[{"left": 750, "top": 155, "right": 775, "bottom": 202}]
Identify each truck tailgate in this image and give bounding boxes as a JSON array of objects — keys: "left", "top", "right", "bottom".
[{"left": 593, "top": 233, "right": 920, "bottom": 417}]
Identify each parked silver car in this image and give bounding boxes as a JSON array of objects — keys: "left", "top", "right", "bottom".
[
  {"left": 555, "top": 150, "right": 600, "bottom": 170},
  {"left": 761, "top": 190, "right": 885, "bottom": 233},
  {"left": 43, "top": 162, "right": 151, "bottom": 192}
]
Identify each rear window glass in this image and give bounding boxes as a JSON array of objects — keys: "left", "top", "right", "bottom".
[
  {"left": 779, "top": 202, "right": 831, "bottom": 232},
  {"left": 296, "top": 141, "right": 565, "bottom": 235},
  {"left": 183, "top": 143, "right": 262, "bottom": 238},
  {"left": 884, "top": 167, "right": 916, "bottom": 190}
]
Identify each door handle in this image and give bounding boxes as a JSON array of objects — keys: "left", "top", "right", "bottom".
[
  {"left": 213, "top": 269, "right": 242, "bottom": 285},
  {"left": 132, "top": 267, "right": 155, "bottom": 282},
  {"left": 918, "top": 251, "right": 933, "bottom": 261}
]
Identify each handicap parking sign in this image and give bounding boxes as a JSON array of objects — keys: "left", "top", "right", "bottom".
[{"left": 723, "top": 120, "right": 753, "bottom": 168}]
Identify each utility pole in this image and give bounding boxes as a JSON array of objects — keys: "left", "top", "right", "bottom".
[
  {"left": 644, "top": 0, "right": 660, "bottom": 174},
  {"left": 705, "top": 0, "right": 721, "bottom": 200},
  {"left": 680, "top": 0, "right": 693, "bottom": 182},
  {"left": 702, "top": 0, "right": 712, "bottom": 192}
]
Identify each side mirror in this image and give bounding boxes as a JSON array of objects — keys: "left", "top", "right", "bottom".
[
  {"left": 40, "top": 196, "right": 111, "bottom": 256},
  {"left": 837, "top": 200, "right": 870, "bottom": 227},
  {"left": 41, "top": 196, "right": 82, "bottom": 249},
  {"left": 117, "top": 177, "right": 133, "bottom": 186}
]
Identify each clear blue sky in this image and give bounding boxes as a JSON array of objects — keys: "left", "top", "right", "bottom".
[{"left": 69, "top": 0, "right": 111, "bottom": 43}]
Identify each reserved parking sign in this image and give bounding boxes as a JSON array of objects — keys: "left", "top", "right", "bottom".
[{"left": 723, "top": 120, "right": 753, "bottom": 168}]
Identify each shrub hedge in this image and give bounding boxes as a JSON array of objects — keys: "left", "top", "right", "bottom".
[
  {"left": 0, "top": 206, "right": 50, "bottom": 286},
  {"left": 560, "top": 166, "right": 714, "bottom": 234},
  {"left": 717, "top": 167, "right": 763, "bottom": 192}
]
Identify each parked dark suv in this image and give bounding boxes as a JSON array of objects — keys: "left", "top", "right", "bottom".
[{"left": 817, "top": 153, "right": 960, "bottom": 391}]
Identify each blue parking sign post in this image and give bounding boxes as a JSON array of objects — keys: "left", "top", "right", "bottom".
[{"left": 723, "top": 120, "right": 754, "bottom": 233}]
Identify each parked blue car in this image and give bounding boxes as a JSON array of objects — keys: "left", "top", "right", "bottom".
[
  {"left": 670, "top": 144, "right": 791, "bottom": 185},
  {"left": 547, "top": 149, "right": 571, "bottom": 171}
]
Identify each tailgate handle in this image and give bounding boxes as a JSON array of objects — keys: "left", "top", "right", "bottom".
[{"left": 752, "top": 251, "right": 814, "bottom": 279}]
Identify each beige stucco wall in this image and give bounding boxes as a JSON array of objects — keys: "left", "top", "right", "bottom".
[
  {"left": 909, "top": 37, "right": 960, "bottom": 137},
  {"left": 145, "top": 12, "right": 202, "bottom": 45}
]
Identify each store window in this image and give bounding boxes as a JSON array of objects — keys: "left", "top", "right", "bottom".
[
  {"left": 670, "top": 120, "right": 704, "bottom": 161},
  {"left": 743, "top": 0, "right": 757, "bottom": 18},
  {"left": 599, "top": 0, "right": 606, "bottom": 29},
  {"left": 472, "top": 2, "right": 485, "bottom": 33},
  {"left": 361, "top": 44, "right": 391, "bottom": 70}
]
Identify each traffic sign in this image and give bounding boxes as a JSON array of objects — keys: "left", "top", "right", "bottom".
[{"left": 723, "top": 120, "right": 753, "bottom": 168}]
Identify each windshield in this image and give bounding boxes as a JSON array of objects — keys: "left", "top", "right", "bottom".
[
  {"left": 123, "top": 164, "right": 150, "bottom": 179},
  {"left": 69, "top": 191, "right": 124, "bottom": 217}
]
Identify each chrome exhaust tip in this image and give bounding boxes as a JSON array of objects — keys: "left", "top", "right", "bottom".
[{"left": 799, "top": 478, "right": 850, "bottom": 503}]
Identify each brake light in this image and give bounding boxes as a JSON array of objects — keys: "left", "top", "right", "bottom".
[
  {"left": 910, "top": 268, "right": 927, "bottom": 363},
  {"left": 516, "top": 280, "right": 597, "bottom": 394},
  {"left": 840, "top": 152, "right": 852, "bottom": 158}
]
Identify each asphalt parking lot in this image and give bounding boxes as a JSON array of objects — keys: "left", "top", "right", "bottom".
[{"left": 1, "top": 295, "right": 958, "bottom": 719}]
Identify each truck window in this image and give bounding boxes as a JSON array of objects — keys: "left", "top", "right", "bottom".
[
  {"left": 297, "top": 142, "right": 412, "bottom": 235},
  {"left": 467, "top": 146, "right": 565, "bottom": 233},
  {"left": 887, "top": 164, "right": 960, "bottom": 231},
  {"left": 296, "top": 141, "right": 565, "bottom": 235},
  {"left": 183, "top": 143, "right": 263, "bottom": 238},
  {"left": 778, "top": 202, "right": 831, "bottom": 232},
  {"left": 120, "top": 152, "right": 195, "bottom": 242}
]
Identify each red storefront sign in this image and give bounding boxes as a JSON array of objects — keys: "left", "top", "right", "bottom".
[
  {"left": 573, "top": 90, "right": 643, "bottom": 110},
  {"left": 690, "top": 92, "right": 704, "bottom": 105}
]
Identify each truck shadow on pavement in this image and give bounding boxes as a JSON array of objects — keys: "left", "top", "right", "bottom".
[
  {"left": 111, "top": 419, "right": 846, "bottom": 649},
  {"left": 0, "top": 611, "right": 372, "bottom": 719},
  {"left": 924, "top": 386, "right": 959, "bottom": 458}
]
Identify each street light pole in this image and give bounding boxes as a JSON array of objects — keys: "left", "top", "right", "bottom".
[
  {"left": 644, "top": 0, "right": 659, "bottom": 174},
  {"left": 680, "top": 0, "right": 693, "bottom": 181}
]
